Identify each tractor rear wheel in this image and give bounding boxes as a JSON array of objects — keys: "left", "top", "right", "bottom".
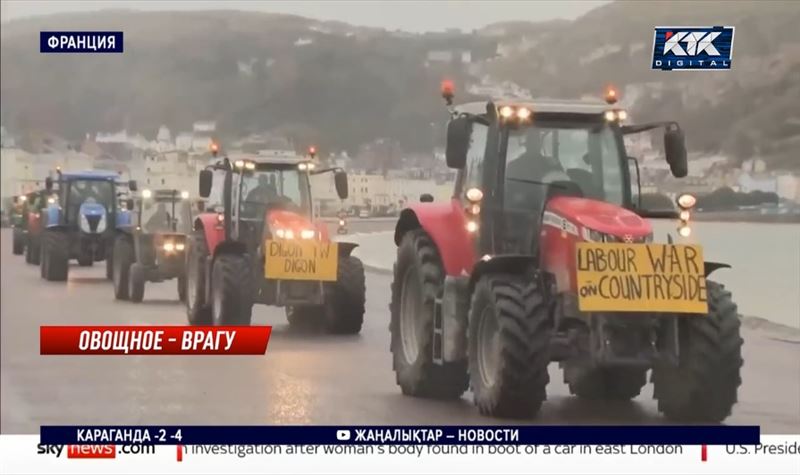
[
  {"left": 563, "top": 366, "right": 647, "bottom": 401},
  {"left": 128, "top": 263, "right": 146, "bottom": 303},
  {"left": 113, "top": 237, "right": 134, "bottom": 300},
  {"left": 12, "top": 230, "right": 25, "bottom": 255},
  {"left": 468, "top": 274, "right": 551, "bottom": 419},
  {"left": 41, "top": 231, "right": 69, "bottom": 282},
  {"left": 652, "top": 281, "right": 743, "bottom": 422},
  {"left": 186, "top": 232, "right": 211, "bottom": 325},
  {"left": 26, "top": 237, "right": 40, "bottom": 265},
  {"left": 323, "top": 256, "right": 366, "bottom": 334},
  {"left": 211, "top": 253, "right": 253, "bottom": 325},
  {"left": 390, "top": 229, "right": 468, "bottom": 399}
]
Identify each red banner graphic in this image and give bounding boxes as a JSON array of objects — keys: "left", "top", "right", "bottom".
[{"left": 40, "top": 326, "right": 272, "bottom": 355}]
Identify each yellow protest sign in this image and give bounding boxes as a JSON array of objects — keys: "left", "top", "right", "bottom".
[
  {"left": 264, "top": 240, "right": 338, "bottom": 282},
  {"left": 576, "top": 243, "right": 708, "bottom": 314}
]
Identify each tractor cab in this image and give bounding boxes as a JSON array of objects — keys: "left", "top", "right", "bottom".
[
  {"left": 445, "top": 92, "right": 688, "bottom": 264},
  {"left": 198, "top": 153, "right": 348, "bottom": 259}
]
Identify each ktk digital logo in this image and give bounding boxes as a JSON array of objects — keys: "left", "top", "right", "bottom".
[{"left": 651, "top": 26, "right": 734, "bottom": 71}]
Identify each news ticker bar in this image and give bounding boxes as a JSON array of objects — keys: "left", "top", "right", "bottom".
[
  {"left": 40, "top": 425, "right": 760, "bottom": 446},
  {"left": 39, "top": 326, "right": 271, "bottom": 355}
]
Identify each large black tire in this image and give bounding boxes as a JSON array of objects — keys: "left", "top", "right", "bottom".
[
  {"left": 41, "top": 231, "right": 69, "bottom": 282},
  {"left": 105, "top": 244, "right": 114, "bottom": 280},
  {"left": 12, "top": 230, "right": 25, "bottom": 255},
  {"left": 323, "top": 256, "right": 366, "bottom": 334},
  {"left": 186, "top": 232, "right": 211, "bottom": 325},
  {"left": 177, "top": 274, "right": 187, "bottom": 302},
  {"left": 25, "top": 236, "right": 40, "bottom": 265},
  {"left": 113, "top": 237, "right": 134, "bottom": 300},
  {"left": 390, "top": 229, "right": 468, "bottom": 399},
  {"left": 77, "top": 255, "right": 94, "bottom": 267},
  {"left": 210, "top": 253, "right": 253, "bottom": 325},
  {"left": 128, "top": 263, "right": 146, "bottom": 303},
  {"left": 652, "top": 281, "right": 743, "bottom": 422},
  {"left": 563, "top": 366, "right": 647, "bottom": 401},
  {"left": 468, "top": 274, "right": 551, "bottom": 419}
]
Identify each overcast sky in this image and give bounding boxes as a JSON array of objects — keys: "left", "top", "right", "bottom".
[{"left": 1, "top": 0, "right": 607, "bottom": 31}]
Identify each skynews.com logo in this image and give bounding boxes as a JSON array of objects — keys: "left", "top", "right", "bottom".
[
  {"left": 36, "top": 444, "right": 155, "bottom": 458},
  {"left": 651, "top": 26, "right": 735, "bottom": 71}
]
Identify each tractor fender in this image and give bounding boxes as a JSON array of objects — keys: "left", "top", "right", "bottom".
[
  {"left": 394, "top": 199, "right": 475, "bottom": 276},
  {"left": 336, "top": 241, "right": 359, "bottom": 258},
  {"left": 467, "top": 255, "right": 537, "bottom": 294},
  {"left": 704, "top": 261, "right": 731, "bottom": 277},
  {"left": 194, "top": 214, "right": 225, "bottom": 255}
]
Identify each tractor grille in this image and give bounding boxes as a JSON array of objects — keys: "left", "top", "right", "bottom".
[{"left": 85, "top": 215, "right": 101, "bottom": 232}]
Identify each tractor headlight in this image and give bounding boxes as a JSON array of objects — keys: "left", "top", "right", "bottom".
[
  {"left": 181, "top": 190, "right": 190, "bottom": 199},
  {"left": 245, "top": 161, "right": 256, "bottom": 170},
  {"left": 142, "top": 189, "right": 152, "bottom": 199},
  {"left": 176, "top": 242, "right": 185, "bottom": 251},
  {"left": 678, "top": 225, "right": 692, "bottom": 238},
  {"left": 677, "top": 193, "right": 697, "bottom": 210},
  {"left": 338, "top": 219, "right": 346, "bottom": 226},
  {"left": 466, "top": 220, "right": 479, "bottom": 233},
  {"left": 163, "top": 241, "right": 175, "bottom": 252},
  {"left": 274, "top": 228, "right": 295, "bottom": 239},
  {"left": 604, "top": 110, "right": 617, "bottom": 122},
  {"left": 300, "top": 229, "right": 316, "bottom": 240}
]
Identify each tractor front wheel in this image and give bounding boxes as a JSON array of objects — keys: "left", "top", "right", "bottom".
[
  {"left": 185, "top": 232, "right": 211, "bottom": 325},
  {"left": 390, "top": 229, "right": 468, "bottom": 399},
  {"left": 652, "top": 281, "right": 743, "bottom": 422},
  {"left": 177, "top": 274, "right": 187, "bottom": 302},
  {"left": 113, "top": 237, "right": 134, "bottom": 300},
  {"left": 323, "top": 256, "right": 366, "bottom": 334},
  {"left": 210, "top": 253, "right": 253, "bottom": 325},
  {"left": 41, "top": 231, "right": 69, "bottom": 282},
  {"left": 12, "top": 229, "right": 25, "bottom": 255},
  {"left": 468, "top": 274, "right": 551, "bottom": 419},
  {"left": 128, "top": 263, "right": 146, "bottom": 303},
  {"left": 25, "top": 237, "right": 40, "bottom": 265}
]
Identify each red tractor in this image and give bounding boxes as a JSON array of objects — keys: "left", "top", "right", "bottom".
[
  {"left": 186, "top": 148, "right": 366, "bottom": 333},
  {"left": 389, "top": 84, "right": 742, "bottom": 421}
]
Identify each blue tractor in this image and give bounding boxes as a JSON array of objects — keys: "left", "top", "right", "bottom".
[{"left": 39, "top": 170, "right": 137, "bottom": 282}]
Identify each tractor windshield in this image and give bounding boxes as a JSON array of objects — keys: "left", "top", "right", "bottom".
[
  {"left": 503, "top": 123, "right": 626, "bottom": 209},
  {"left": 140, "top": 198, "right": 192, "bottom": 234},
  {"left": 238, "top": 167, "right": 311, "bottom": 220}
]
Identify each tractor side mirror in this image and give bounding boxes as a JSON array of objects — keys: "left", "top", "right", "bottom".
[
  {"left": 12, "top": 195, "right": 19, "bottom": 204},
  {"left": 199, "top": 170, "right": 213, "bottom": 198},
  {"left": 445, "top": 116, "right": 471, "bottom": 169},
  {"left": 420, "top": 193, "right": 434, "bottom": 203},
  {"left": 334, "top": 170, "right": 349, "bottom": 200},
  {"left": 129, "top": 180, "right": 138, "bottom": 192},
  {"left": 664, "top": 126, "right": 688, "bottom": 178},
  {"left": 196, "top": 201, "right": 205, "bottom": 212},
  {"left": 45, "top": 177, "right": 53, "bottom": 192}
]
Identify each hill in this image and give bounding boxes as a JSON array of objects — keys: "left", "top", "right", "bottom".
[{"left": 2, "top": 2, "right": 799, "bottom": 168}]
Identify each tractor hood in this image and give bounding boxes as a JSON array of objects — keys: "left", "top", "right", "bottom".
[
  {"left": 546, "top": 196, "right": 652, "bottom": 239},
  {"left": 79, "top": 200, "right": 108, "bottom": 234}
]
